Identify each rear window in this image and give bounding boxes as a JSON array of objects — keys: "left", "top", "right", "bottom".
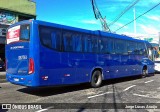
[{"left": 7, "top": 24, "right": 30, "bottom": 44}]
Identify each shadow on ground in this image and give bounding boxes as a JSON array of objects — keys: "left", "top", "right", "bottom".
[{"left": 18, "top": 75, "right": 154, "bottom": 97}]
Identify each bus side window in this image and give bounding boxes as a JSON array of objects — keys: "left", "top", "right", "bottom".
[
  {"left": 43, "top": 35, "right": 52, "bottom": 48},
  {"left": 91, "top": 37, "right": 98, "bottom": 53},
  {"left": 51, "top": 33, "right": 56, "bottom": 48},
  {"left": 84, "top": 36, "right": 92, "bottom": 53},
  {"left": 108, "top": 39, "right": 115, "bottom": 54},
  {"left": 40, "top": 27, "right": 52, "bottom": 48},
  {"left": 73, "top": 34, "right": 82, "bottom": 52},
  {"left": 98, "top": 39, "right": 103, "bottom": 53},
  {"left": 98, "top": 38, "right": 108, "bottom": 54},
  {"left": 63, "top": 32, "right": 73, "bottom": 52},
  {"left": 122, "top": 40, "right": 128, "bottom": 54},
  {"left": 88, "top": 38, "right": 92, "bottom": 52},
  {"left": 51, "top": 30, "right": 61, "bottom": 50},
  {"left": 137, "top": 43, "right": 146, "bottom": 55},
  {"left": 115, "top": 39, "right": 122, "bottom": 54},
  {"left": 83, "top": 36, "right": 87, "bottom": 52},
  {"left": 115, "top": 39, "right": 127, "bottom": 54},
  {"left": 128, "top": 42, "right": 137, "bottom": 54}
]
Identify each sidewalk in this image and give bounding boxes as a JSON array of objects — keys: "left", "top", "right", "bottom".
[{"left": 0, "top": 71, "right": 6, "bottom": 83}]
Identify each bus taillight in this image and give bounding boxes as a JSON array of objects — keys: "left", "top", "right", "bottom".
[{"left": 29, "top": 58, "right": 34, "bottom": 74}]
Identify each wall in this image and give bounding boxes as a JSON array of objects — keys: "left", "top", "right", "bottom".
[
  {"left": 0, "top": 0, "right": 36, "bottom": 16},
  {"left": 0, "top": 11, "right": 17, "bottom": 25}
]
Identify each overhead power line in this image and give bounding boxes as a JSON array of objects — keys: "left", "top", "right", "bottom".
[
  {"left": 91, "top": 0, "right": 111, "bottom": 32},
  {"left": 109, "top": 0, "right": 140, "bottom": 27},
  {"left": 114, "top": 2, "right": 160, "bottom": 32}
]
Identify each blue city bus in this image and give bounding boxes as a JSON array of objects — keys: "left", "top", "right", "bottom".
[{"left": 5, "top": 20, "right": 154, "bottom": 88}]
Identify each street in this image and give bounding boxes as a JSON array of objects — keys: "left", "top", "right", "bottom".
[{"left": 0, "top": 72, "right": 160, "bottom": 112}]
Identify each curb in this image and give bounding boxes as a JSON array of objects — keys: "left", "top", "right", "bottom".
[
  {"left": 0, "top": 72, "right": 6, "bottom": 80},
  {"left": 0, "top": 75, "right": 6, "bottom": 79},
  {"left": 0, "top": 72, "right": 7, "bottom": 83},
  {"left": 0, "top": 79, "right": 7, "bottom": 83}
]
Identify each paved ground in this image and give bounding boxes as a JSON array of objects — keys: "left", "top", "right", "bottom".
[
  {"left": 0, "top": 72, "right": 6, "bottom": 83},
  {"left": 0, "top": 73, "right": 160, "bottom": 112}
]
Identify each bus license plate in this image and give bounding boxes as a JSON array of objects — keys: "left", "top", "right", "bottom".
[{"left": 14, "top": 78, "right": 19, "bottom": 82}]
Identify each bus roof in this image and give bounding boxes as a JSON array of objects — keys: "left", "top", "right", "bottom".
[{"left": 9, "top": 20, "right": 149, "bottom": 44}]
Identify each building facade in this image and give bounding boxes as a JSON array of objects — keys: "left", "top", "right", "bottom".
[{"left": 0, "top": 0, "right": 36, "bottom": 61}]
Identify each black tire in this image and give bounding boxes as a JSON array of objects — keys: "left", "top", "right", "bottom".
[
  {"left": 91, "top": 70, "right": 102, "bottom": 88},
  {"left": 142, "top": 68, "right": 148, "bottom": 78}
]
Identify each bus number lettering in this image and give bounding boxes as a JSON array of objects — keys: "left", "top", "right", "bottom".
[{"left": 18, "top": 55, "right": 27, "bottom": 60}]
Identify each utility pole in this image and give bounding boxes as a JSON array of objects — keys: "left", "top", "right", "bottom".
[
  {"left": 159, "top": 32, "right": 160, "bottom": 51},
  {"left": 90, "top": 0, "right": 111, "bottom": 32}
]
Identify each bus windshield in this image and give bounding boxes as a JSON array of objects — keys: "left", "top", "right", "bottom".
[{"left": 7, "top": 24, "right": 30, "bottom": 44}]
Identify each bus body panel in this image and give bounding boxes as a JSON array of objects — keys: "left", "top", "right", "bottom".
[
  {"left": 6, "top": 42, "right": 29, "bottom": 75},
  {"left": 5, "top": 20, "right": 155, "bottom": 87},
  {"left": 6, "top": 21, "right": 40, "bottom": 87}
]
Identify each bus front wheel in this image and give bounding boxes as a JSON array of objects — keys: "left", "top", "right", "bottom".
[
  {"left": 91, "top": 70, "right": 102, "bottom": 88},
  {"left": 142, "top": 68, "right": 148, "bottom": 78}
]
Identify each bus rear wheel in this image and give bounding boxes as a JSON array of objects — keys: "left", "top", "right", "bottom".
[{"left": 91, "top": 70, "right": 102, "bottom": 88}]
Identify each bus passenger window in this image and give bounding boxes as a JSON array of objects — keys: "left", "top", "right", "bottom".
[
  {"left": 87, "top": 38, "right": 92, "bottom": 52},
  {"left": 115, "top": 39, "right": 127, "bottom": 54},
  {"left": 115, "top": 40, "right": 121, "bottom": 54},
  {"left": 137, "top": 43, "right": 146, "bottom": 55},
  {"left": 39, "top": 26, "right": 62, "bottom": 50},
  {"left": 51, "top": 31, "right": 61, "bottom": 50},
  {"left": 108, "top": 39, "right": 115, "bottom": 54},
  {"left": 98, "top": 39, "right": 103, "bottom": 53},
  {"left": 99, "top": 38, "right": 108, "bottom": 53},
  {"left": 51, "top": 33, "right": 56, "bottom": 49},
  {"left": 40, "top": 28, "right": 52, "bottom": 48},
  {"left": 83, "top": 36, "right": 92, "bottom": 53},
  {"left": 42, "top": 34, "right": 52, "bottom": 48},
  {"left": 91, "top": 37, "right": 98, "bottom": 53},
  {"left": 73, "top": 34, "right": 82, "bottom": 52},
  {"left": 128, "top": 42, "right": 137, "bottom": 54},
  {"left": 63, "top": 33, "right": 73, "bottom": 52}
]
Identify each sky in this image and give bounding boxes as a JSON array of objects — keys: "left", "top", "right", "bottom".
[{"left": 36, "top": 0, "right": 160, "bottom": 42}]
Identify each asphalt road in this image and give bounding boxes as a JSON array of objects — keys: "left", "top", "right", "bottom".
[{"left": 0, "top": 73, "right": 160, "bottom": 112}]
